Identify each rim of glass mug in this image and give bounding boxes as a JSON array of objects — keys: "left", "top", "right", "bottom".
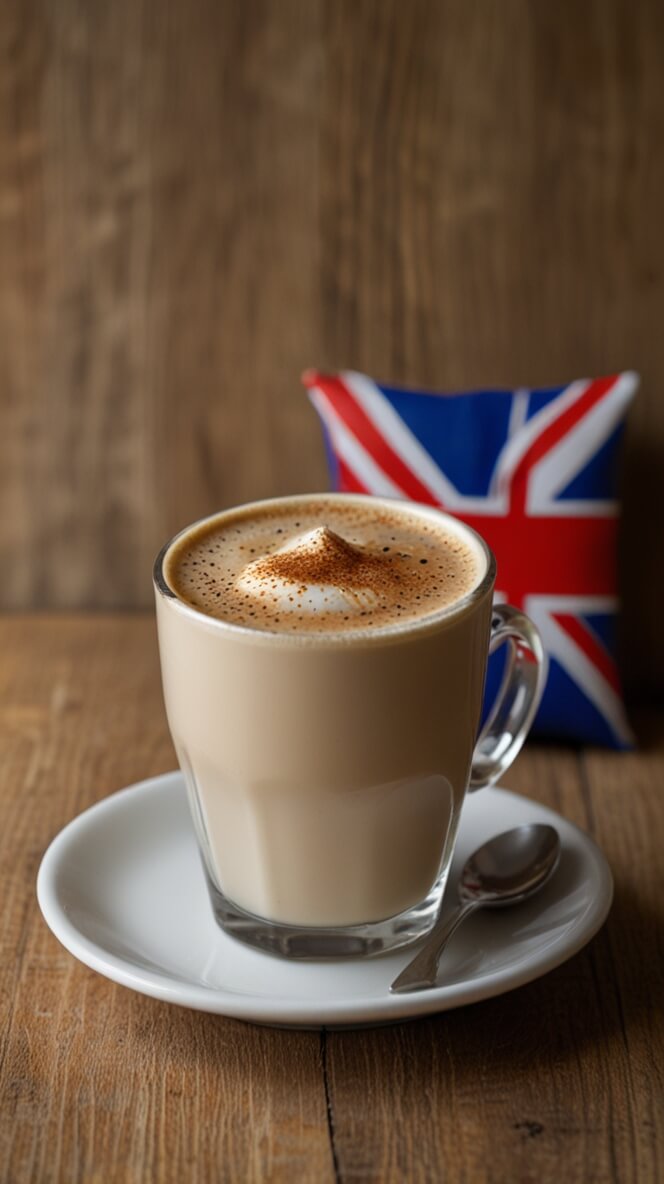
[{"left": 153, "top": 493, "right": 497, "bottom": 648}]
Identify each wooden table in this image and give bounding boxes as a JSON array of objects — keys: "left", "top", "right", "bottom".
[{"left": 1, "top": 615, "right": 662, "bottom": 1182}]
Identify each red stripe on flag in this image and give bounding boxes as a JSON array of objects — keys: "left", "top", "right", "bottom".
[
  {"left": 510, "top": 376, "right": 619, "bottom": 514},
  {"left": 459, "top": 513, "right": 617, "bottom": 607},
  {"left": 552, "top": 612, "right": 622, "bottom": 697},
  {"left": 336, "top": 457, "right": 369, "bottom": 494},
  {"left": 310, "top": 374, "right": 439, "bottom": 507}
]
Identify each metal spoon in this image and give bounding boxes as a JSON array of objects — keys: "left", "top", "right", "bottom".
[{"left": 390, "top": 823, "right": 561, "bottom": 994}]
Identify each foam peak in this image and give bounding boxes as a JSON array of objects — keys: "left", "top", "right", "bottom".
[{"left": 235, "top": 525, "right": 385, "bottom": 614}]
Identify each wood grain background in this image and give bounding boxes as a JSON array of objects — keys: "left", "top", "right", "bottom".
[{"left": 0, "top": 0, "right": 662, "bottom": 695}]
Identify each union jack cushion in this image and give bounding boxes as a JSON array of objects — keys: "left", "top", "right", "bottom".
[{"left": 304, "top": 369, "right": 638, "bottom": 748}]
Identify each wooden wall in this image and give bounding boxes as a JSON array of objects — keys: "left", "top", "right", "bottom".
[{"left": 0, "top": 0, "right": 662, "bottom": 696}]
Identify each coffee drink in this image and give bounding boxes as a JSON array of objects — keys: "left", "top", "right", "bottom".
[
  {"left": 165, "top": 498, "right": 482, "bottom": 635},
  {"left": 157, "top": 492, "right": 491, "bottom": 929},
  {"left": 155, "top": 494, "right": 543, "bottom": 957}
]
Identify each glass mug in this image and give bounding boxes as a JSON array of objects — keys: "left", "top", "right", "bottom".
[{"left": 154, "top": 494, "right": 547, "bottom": 958}]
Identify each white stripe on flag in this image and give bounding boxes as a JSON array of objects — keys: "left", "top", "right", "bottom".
[
  {"left": 507, "top": 389, "right": 530, "bottom": 439},
  {"left": 487, "top": 389, "right": 529, "bottom": 497},
  {"left": 492, "top": 379, "right": 590, "bottom": 505},
  {"left": 308, "top": 387, "right": 405, "bottom": 499},
  {"left": 532, "top": 595, "right": 620, "bottom": 614},
  {"left": 341, "top": 371, "right": 495, "bottom": 513},
  {"left": 526, "top": 595, "right": 633, "bottom": 747},
  {"left": 527, "top": 372, "right": 638, "bottom": 514}
]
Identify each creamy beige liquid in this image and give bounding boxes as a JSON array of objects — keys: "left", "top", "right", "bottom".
[{"left": 156, "top": 496, "right": 492, "bottom": 926}]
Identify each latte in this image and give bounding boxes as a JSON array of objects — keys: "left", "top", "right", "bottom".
[{"left": 155, "top": 495, "right": 498, "bottom": 942}]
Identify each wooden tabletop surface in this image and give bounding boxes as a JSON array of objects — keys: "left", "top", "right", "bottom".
[{"left": 1, "top": 614, "right": 662, "bottom": 1183}]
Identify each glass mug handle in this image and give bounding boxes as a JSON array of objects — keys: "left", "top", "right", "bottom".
[{"left": 469, "top": 603, "right": 548, "bottom": 792}]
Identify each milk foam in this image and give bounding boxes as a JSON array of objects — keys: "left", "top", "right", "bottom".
[
  {"left": 165, "top": 497, "right": 484, "bottom": 635},
  {"left": 236, "top": 527, "right": 381, "bottom": 613}
]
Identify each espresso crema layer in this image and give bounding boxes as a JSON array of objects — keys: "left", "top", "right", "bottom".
[{"left": 165, "top": 498, "right": 484, "bottom": 635}]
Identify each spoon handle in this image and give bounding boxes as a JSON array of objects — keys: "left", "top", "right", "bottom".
[{"left": 390, "top": 900, "right": 480, "bottom": 993}]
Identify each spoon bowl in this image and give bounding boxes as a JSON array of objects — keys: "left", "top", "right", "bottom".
[
  {"left": 390, "top": 823, "right": 561, "bottom": 994},
  {"left": 459, "top": 823, "right": 561, "bottom": 906}
]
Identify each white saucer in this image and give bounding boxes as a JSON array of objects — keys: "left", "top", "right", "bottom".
[{"left": 37, "top": 772, "right": 612, "bottom": 1028}]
